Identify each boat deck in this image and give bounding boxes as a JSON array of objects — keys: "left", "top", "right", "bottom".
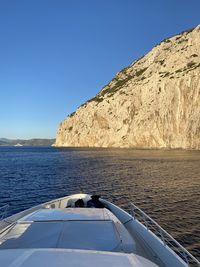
[
  {"left": 0, "top": 208, "right": 140, "bottom": 254},
  {"left": 0, "top": 248, "right": 159, "bottom": 267},
  {"left": 1, "top": 193, "right": 198, "bottom": 266}
]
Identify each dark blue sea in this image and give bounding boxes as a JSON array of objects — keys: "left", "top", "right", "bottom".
[{"left": 0, "top": 146, "right": 199, "bottom": 259}]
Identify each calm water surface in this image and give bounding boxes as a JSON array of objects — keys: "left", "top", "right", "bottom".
[{"left": 0, "top": 147, "right": 199, "bottom": 259}]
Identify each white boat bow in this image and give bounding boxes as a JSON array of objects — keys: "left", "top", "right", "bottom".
[{"left": 0, "top": 193, "right": 199, "bottom": 267}]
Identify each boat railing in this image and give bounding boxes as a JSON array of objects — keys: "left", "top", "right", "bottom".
[
  {"left": 130, "top": 203, "right": 200, "bottom": 267},
  {"left": 0, "top": 204, "right": 10, "bottom": 221}
]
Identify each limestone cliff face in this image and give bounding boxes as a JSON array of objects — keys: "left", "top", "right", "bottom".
[{"left": 55, "top": 25, "right": 200, "bottom": 149}]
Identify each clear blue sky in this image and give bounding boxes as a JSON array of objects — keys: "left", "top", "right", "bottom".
[{"left": 0, "top": 0, "right": 199, "bottom": 139}]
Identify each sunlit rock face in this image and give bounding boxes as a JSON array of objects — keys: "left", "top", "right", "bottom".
[{"left": 55, "top": 25, "right": 200, "bottom": 149}]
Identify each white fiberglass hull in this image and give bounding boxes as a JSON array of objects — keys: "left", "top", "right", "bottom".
[{"left": 0, "top": 193, "right": 199, "bottom": 267}]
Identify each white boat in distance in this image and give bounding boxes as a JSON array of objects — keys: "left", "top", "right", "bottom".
[{"left": 0, "top": 193, "right": 199, "bottom": 267}]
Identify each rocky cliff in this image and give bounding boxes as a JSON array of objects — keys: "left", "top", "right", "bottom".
[{"left": 55, "top": 25, "right": 200, "bottom": 149}]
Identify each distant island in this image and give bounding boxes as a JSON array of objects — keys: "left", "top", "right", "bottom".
[{"left": 0, "top": 138, "right": 55, "bottom": 147}]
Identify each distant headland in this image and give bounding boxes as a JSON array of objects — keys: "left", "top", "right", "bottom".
[{"left": 0, "top": 138, "right": 55, "bottom": 147}]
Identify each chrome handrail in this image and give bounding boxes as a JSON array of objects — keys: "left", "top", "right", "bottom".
[
  {"left": 0, "top": 204, "right": 10, "bottom": 220},
  {"left": 130, "top": 203, "right": 200, "bottom": 267}
]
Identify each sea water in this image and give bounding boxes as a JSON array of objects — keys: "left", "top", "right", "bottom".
[{"left": 0, "top": 147, "right": 199, "bottom": 259}]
